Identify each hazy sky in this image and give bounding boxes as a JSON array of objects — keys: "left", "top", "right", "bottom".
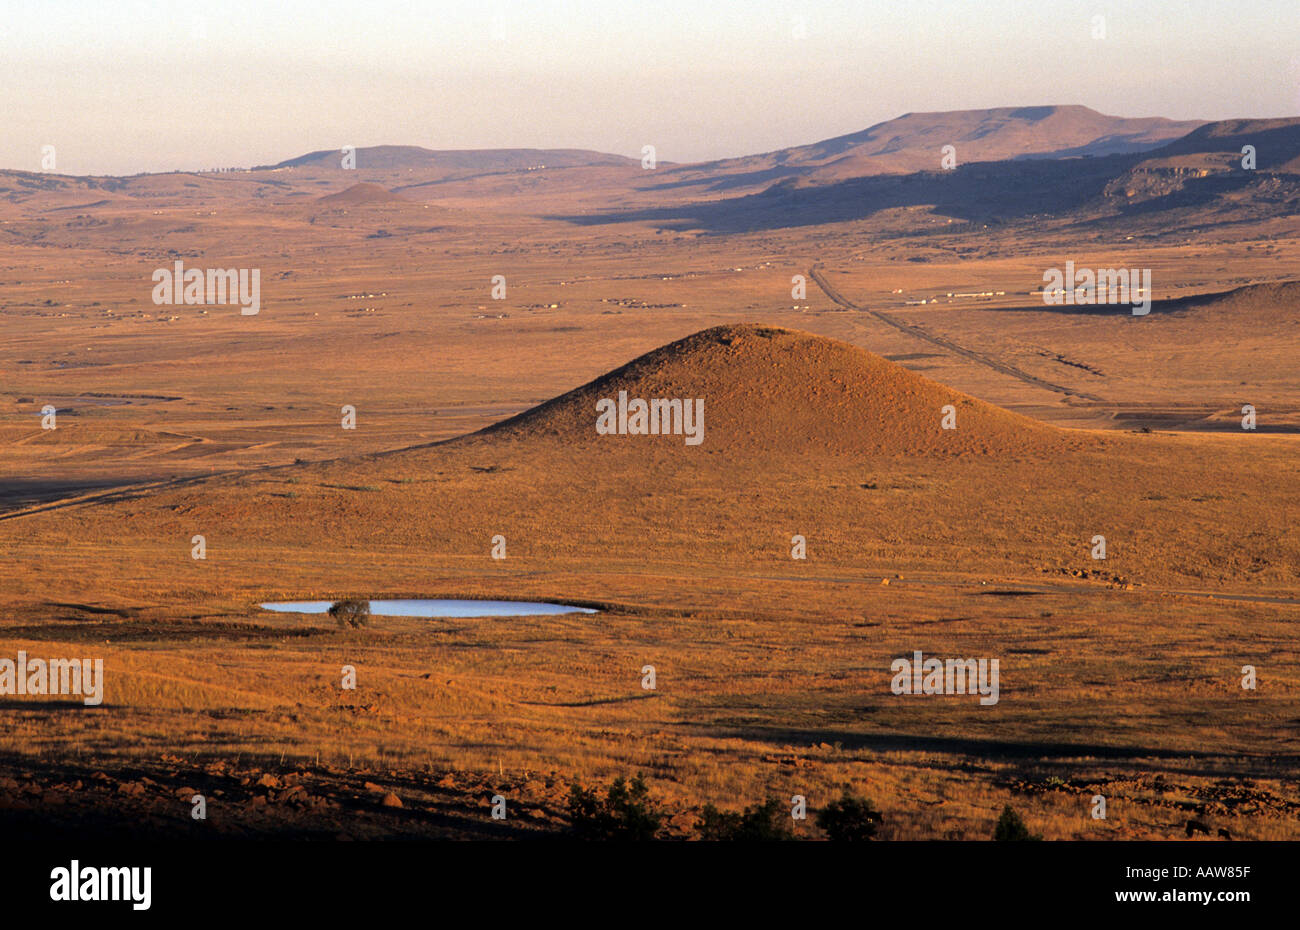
[{"left": 3, "top": 0, "right": 1297, "bottom": 175}]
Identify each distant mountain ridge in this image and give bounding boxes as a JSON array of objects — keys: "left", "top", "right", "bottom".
[
  {"left": 654, "top": 106, "right": 1209, "bottom": 190},
  {"left": 263, "top": 144, "right": 639, "bottom": 177},
  {"left": 6, "top": 108, "right": 1297, "bottom": 236},
  {"left": 779, "top": 105, "right": 1204, "bottom": 163}
]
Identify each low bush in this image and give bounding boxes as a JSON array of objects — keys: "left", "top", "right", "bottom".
[
  {"left": 993, "top": 805, "right": 1041, "bottom": 841},
  {"left": 816, "top": 794, "right": 883, "bottom": 841},
  {"left": 327, "top": 599, "right": 370, "bottom": 629},
  {"left": 697, "top": 798, "right": 793, "bottom": 841},
  {"left": 567, "top": 774, "right": 663, "bottom": 840}
]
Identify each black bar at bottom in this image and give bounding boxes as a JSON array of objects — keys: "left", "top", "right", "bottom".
[{"left": 6, "top": 840, "right": 1292, "bottom": 917}]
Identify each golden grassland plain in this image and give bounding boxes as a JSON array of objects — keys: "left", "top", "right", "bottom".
[{"left": 0, "top": 175, "right": 1297, "bottom": 840}]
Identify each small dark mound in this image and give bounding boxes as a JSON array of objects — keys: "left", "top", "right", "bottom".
[{"left": 316, "top": 183, "right": 408, "bottom": 205}]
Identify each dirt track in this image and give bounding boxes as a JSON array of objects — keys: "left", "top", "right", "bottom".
[{"left": 809, "top": 264, "right": 1104, "bottom": 402}]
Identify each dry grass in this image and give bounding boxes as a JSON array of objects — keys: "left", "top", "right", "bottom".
[{"left": 1, "top": 180, "right": 1297, "bottom": 839}]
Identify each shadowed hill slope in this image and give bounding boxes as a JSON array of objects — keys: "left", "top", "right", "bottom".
[
  {"left": 1101, "top": 118, "right": 1300, "bottom": 211},
  {"left": 1144, "top": 118, "right": 1300, "bottom": 173},
  {"left": 1157, "top": 280, "right": 1300, "bottom": 316}
]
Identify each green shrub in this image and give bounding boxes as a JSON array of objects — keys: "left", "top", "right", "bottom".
[
  {"left": 697, "top": 798, "right": 793, "bottom": 841},
  {"left": 816, "top": 794, "right": 882, "bottom": 841},
  {"left": 567, "top": 775, "right": 663, "bottom": 840},
  {"left": 327, "top": 599, "right": 370, "bottom": 629},
  {"left": 993, "top": 805, "right": 1041, "bottom": 841}
]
